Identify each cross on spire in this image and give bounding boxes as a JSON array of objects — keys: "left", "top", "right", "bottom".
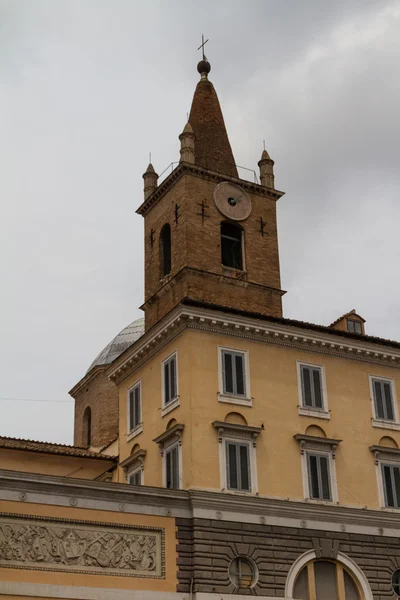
[{"left": 197, "top": 34, "right": 209, "bottom": 61}]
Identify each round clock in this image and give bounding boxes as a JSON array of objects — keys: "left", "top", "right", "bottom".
[{"left": 213, "top": 182, "right": 252, "bottom": 221}]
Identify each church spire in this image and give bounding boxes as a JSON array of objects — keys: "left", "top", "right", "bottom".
[{"left": 188, "top": 58, "right": 238, "bottom": 178}]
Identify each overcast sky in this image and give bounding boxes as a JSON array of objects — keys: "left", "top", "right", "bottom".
[{"left": 1, "top": 0, "right": 400, "bottom": 444}]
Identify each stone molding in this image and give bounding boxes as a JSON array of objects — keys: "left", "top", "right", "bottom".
[
  {"left": 107, "top": 305, "right": 400, "bottom": 386},
  {"left": 136, "top": 162, "right": 284, "bottom": 216},
  {"left": 153, "top": 424, "right": 184, "bottom": 456},
  {"left": 369, "top": 444, "right": 400, "bottom": 464},
  {"left": 3, "top": 470, "right": 400, "bottom": 536},
  {"left": 0, "top": 512, "right": 164, "bottom": 578},
  {"left": 120, "top": 449, "right": 147, "bottom": 472},
  {"left": 212, "top": 421, "right": 262, "bottom": 447},
  {"left": 0, "top": 582, "right": 186, "bottom": 600},
  {"left": 294, "top": 433, "right": 342, "bottom": 459}
]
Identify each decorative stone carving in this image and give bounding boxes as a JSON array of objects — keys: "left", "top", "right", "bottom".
[{"left": 0, "top": 514, "right": 164, "bottom": 578}]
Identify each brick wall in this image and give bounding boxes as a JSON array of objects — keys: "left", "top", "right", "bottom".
[
  {"left": 176, "top": 517, "right": 400, "bottom": 599},
  {"left": 72, "top": 368, "right": 119, "bottom": 448},
  {"left": 143, "top": 172, "right": 283, "bottom": 330}
]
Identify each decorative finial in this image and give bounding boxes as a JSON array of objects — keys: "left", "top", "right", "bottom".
[{"left": 197, "top": 34, "right": 211, "bottom": 79}]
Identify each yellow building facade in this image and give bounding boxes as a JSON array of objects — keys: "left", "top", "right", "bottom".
[{"left": 1, "top": 56, "right": 400, "bottom": 600}]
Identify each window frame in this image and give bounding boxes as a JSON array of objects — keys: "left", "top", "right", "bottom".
[
  {"left": 161, "top": 352, "right": 179, "bottom": 417},
  {"left": 218, "top": 346, "right": 252, "bottom": 406},
  {"left": 306, "top": 452, "right": 332, "bottom": 501},
  {"left": 375, "top": 456, "right": 400, "bottom": 510},
  {"left": 128, "top": 467, "right": 143, "bottom": 486},
  {"left": 225, "top": 440, "right": 252, "bottom": 492},
  {"left": 163, "top": 441, "right": 181, "bottom": 490},
  {"left": 127, "top": 380, "right": 143, "bottom": 440},
  {"left": 297, "top": 361, "right": 329, "bottom": 419},
  {"left": 347, "top": 318, "right": 363, "bottom": 334},
  {"left": 369, "top": 375, "right": 399, "bottom": 430},
  {"left": 215, "top": 427, "right": 259, "bottom": 494},
  {"left": 220, "top": 221, "right": 245, "bottom": 272},
  {"left": 300, "top": 448, "right": 338, "bottom": 503}
]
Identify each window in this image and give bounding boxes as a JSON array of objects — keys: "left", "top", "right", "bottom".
[
  {"left": 221, "top": 222, "right": 243, "bottom": 270},
  {"left": 163, "top": 353, "right": 178, "bottom": 407},
  {"left": 307, "top": 453, "right": 332, "bottom": 501},
  {"left": 83, "top": 407, "right": 92, "bottom": 447},
  {"left": 128, "top": 469, "right": 142, "bottom": 485},
  {"left": 382, "top": 463, "right": 400, "bottom": 508},
  {"left": 229, "top": 557, "right": 257, "bottom": 589},
  {"left": 128, "top": 382, "right": 141, "bottom": 432},
  {"left": 392, "top": 569, "right": 400, "bottom": 596},
  {"left": 293, "top": 560, "right": 361, "bottom": 600},
  {"left": 226, "top": 441, "right": 251, "bottom": 492},
  {"left": 160, "top": 223, "right": 171, "bottom": 277},
  {"left": 222, "top": 350, "right": 246, "bottom": 396},
  {"left": 372, "top": 377, "right": 395, "bottom": 421},
  {"left": 347, "top": 319, "right": 362, "bottom": 334},
  {"left": 300, "top": 364, "right": 324, "bottom": 410},
  {"left": 165, "top": 444, "right": 180, "bottom": 489}
]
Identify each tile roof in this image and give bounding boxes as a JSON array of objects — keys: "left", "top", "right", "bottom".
[
  {"left": 329, "top": 309, "right": 366, "bottom": 327},
  {"left": 0, "top": 436, "right": 117, "bottom": 461}
]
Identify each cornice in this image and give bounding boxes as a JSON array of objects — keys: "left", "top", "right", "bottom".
[
  {"left": 188, "top": 489, "right": 400, "bottom": 532},
  {"left": 3, "top": 470, "right": 400, "bottom": 534},
  {"left": 0, "top": 469, "right": 189, "bottom": 513},
  {"left": 136, "top": 163, "right": 284, "bottom": 216},
  {"left": 69, "top": 364, "right": 108, "bottom": 397},
  {"left": 141, "top": 266, "right": 286, "bottom": 313},
  {"left": 108, "top": 304, "right": 400, "bottom": 386}
]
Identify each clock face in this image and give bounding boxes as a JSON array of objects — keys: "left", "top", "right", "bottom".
[{"left": 213, "top": 182, "right": 252, "bottom": 221}]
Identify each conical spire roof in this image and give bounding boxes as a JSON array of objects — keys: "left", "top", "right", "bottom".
[{"left": 188, "top": 63, "right": 238, "bottom": 178}]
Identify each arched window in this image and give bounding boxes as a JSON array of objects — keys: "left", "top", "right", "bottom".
[
  {"left": 160, "top": 224, "right": 172, "bottom": 277},
  {"left": 221, "top": 222, "right": 243, "bottom": 270},
  {"left": 286, "top": 550, "right": 373, "bottom": 600},
  {"left": 293, "top": 560, "right": 360, "bottom": 599},
  {"left": 83, "top": 407, "right": 92, "bottom": 447}
]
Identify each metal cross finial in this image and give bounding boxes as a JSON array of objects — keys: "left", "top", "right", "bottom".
[{"left": 197, "top": 34, "right": 209, "bottom": 61}]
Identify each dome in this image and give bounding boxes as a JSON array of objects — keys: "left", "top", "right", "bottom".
[{"left": 87, "top": 318, "right": 145, "bottom": 373}]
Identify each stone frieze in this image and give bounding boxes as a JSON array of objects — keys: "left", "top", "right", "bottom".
[{"left": 0, "top": 513, "right": 164, "bottom": 578}]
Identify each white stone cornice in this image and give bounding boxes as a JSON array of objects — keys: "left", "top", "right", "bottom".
[{"left": 108, "top": 305, "right": 400, "bottom": 384}]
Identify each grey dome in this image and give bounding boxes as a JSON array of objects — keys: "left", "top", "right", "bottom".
[{"left": 87, "top": 318, "right": 144, "bottom": 373}]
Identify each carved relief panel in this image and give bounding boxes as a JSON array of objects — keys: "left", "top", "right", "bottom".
[{"left": 0, "top": 513, "right": 164, "bottom": 578}]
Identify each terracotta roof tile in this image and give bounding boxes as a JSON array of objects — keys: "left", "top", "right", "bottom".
[
  {"left": 329, "top": 309, "right": 366, "bottom": 327},
  {"left": 0, "top": 436, "right": 117, "bottom": 461}
]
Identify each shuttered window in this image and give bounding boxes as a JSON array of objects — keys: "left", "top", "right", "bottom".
[
  {"left": 128, "top": 470, "right": 142, "bottom": 485},
  {"left": 165, "top": 445, "right": 179, "bottom": 489},
  {"left": 226, "top": 442, "right": 251, "bottom": 492},
  {"left": 128, "top": 383, "right": 141, "bottom": 431},
  {"left": 372, "top": 378, "right": 395, "bottom": 421},
  {"left": 382, "top": 464, "right": 400, "bottom": 508},
  {"left": 163, "top": 354, "right": 177, "bottom": 405},
  {"left": 307, "top": 453, "right": 332, "bottom": 500},
  {"left": 222, "top": 350, "right": 246, "bottom": 396},
  {"left": 300, "top": 365, "right": 324, "bottom": 409}
]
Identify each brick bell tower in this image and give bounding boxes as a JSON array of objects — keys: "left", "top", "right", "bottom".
[{"left": 137, "top": 57, "right": 285, "bottom": 331}]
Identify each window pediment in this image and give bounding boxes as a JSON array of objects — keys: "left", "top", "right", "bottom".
[
  {"left": 369, "top": 444, "right": 400, "bottom": 465},
  {"left": 213, "top": 420, "right": 262, "bottom": 447},
  {"left": 120, "top": 449, "right": 146, "bottom": 472},
  {"left": 153, "top": 423, "right": 184, "bottom": 455},
  {"left": 294, "top": 434, "right": 342, "bottom": 458}
]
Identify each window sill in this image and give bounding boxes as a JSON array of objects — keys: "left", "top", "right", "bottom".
[
  {"left": 161, "top": 396, "right": 180, "bottom": 417},
  {"left": 372, "top": 418, "right": 400, "bottom": 431},
  {"left": 298, "top": 407, "right": 330, "bottom": 420},
  {"left": 127, "top": 423, "right": 143, "bottom": 441},
  {"left": 218, "top": 393, "right": 252, "bottom": 407}
]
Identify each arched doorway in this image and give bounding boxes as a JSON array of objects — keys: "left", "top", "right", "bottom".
[{"left": 286, "top": 550, "right": 372, "bottom": 600}]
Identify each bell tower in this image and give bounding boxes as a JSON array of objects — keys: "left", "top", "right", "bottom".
[{"left": 137, "top": 57, "right": 285, "bottom": 331}]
